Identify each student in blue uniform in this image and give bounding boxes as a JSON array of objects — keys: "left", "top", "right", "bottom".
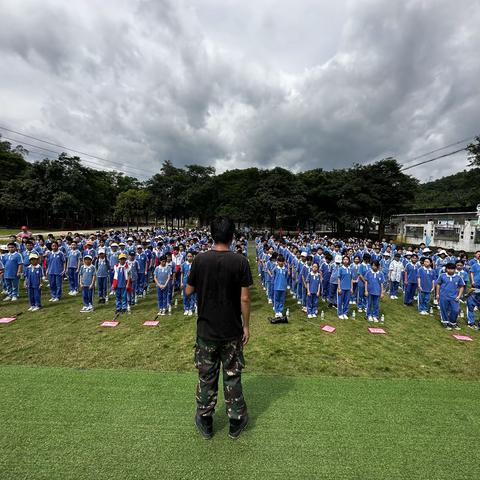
[
  {"left": 455, "top": 260, "right": 469, "bottom": 300},
  {"left": 357, "top": 253, "right": 371, "bottom": 313},
  {"left": 127, "top": 251, "right": 139, "bottom": 311},
  {"left": 306, "top": 262, "right": 321, "bottom": 318},
  {"left": 300, "top": 255, "right": 312, "bottom": 312},
  {"left": 403, "top": 254, "right": 419, "bottom": 306},
  {"left": 154, "top": 255, "right": 171, "bottom": 315},
  {"left": 45, "top": 241, "right": 66, "bottom": 302},
  {"left": 320, "top": 253, "right": 333, "bottom": 302},
  {"left": 266, "top": 252, "right": 278, "bottom": 305},
  {"left": 364, "top": 260, "right": 385, "bottom": 323},
  {"left": 272, "top": 254, "right": 288, "bottom": 318},
  {"left": 112, "top": 253, "right": 130, "bottom": 313},
  {"left": 135, "top": 245, "right": 148, "bottom": 298},
  {"left": 350, "top": 255, "right": 361, "bottom": 305},
  {"left": 417, "top": 257, "right": 435, "bottom": 315},
  {"left": 337, "top": 256, "right": 353, "bottom": 319},
  {"left": 67, "top": 241, "right": 82, "bottom": 295},
  {"left": 328, "top": 255, "right": 341, "bottom": 307},
  {"left": 108, "top": 243, "right": 120, "bottom": 295},
  {"left": 435, "top": 263, "right": 465, "bottom": 330},
  {"left": 95, "top": 249, "right": 110, "bottom": 304},
  {"left": 79, "top": 255, "right": 96, "bottom": 312},
  {"left": 2, "top": 242, "right": 23, "bottom": 301},
  {"left": 24, "top": 253, "right": 44, "bottom": 311},
  {"left": 466, "top": 288, "right": 480, "bottom": 330},
  {"left": 180, "top": 251, "right": 195, "bottom": 316}
]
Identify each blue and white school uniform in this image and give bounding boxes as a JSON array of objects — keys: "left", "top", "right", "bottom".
[
  {"left": 24, "top": 264, "right": 44, "bottom": 307},
  {"left": 365, "top": 270, "right": 385, "bottom": 319},
  {"left": 328, "top": 264, "right": 340, "bottom": 306},
  {"left": 3, "top": 251, "right": 23, "bottom": 298},
  {"left": 417, "top": 266, "right": 435, "bottom": 313},
  {"left": 403, "top": 262, "right": 419, "bottom": 306},
  {"left": 67, "top": 249, "right": 82, "bottom": 292},
  {"left": 350, "top": 263, "right": 360, "bottom": 303},
  {"left": 128, "top": 259, "right": 139, "bottom": 305},
  {"left": 467, "top": 289, "right": 480, "bottom": 327},
  {"left": 136, "top": 252, "right": 148, "bottom": 295},
  {"left": 272, "top": 265, "right": 288, "bottom": 315},
  {"left": 306, "top": 271, "right": 321, "bottom": 316},
  {"left": 337, "top": 265, "right": 353, "bottom": 317},
  {"left": 45, "top": 251, "right": 65, "bottom": 300},
  {"left": 79, "top": 264, "right": 96, "bottom": 308},
  {"left": 357, "top": 263, "right": 370, "bottom": 310},
  {"left": 95, "top": 258, "right": 110, "bottom": 300},
  {"left": 181, "top": 261, "right": 195, "bottom": 312},
  {"left": 154, "top": 265, "right": 171, "bottom": 311},
  {"left": 113, "top": 263, "right": 130, "bottom": 312},
  {"left": 108, "top": 251, "right": 120, "bottom": 291},
  {"left": 436, "top": 273, "right": 465, "bottom": 327}
]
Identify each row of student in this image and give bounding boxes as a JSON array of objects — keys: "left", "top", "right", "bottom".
[
  {"left": 2, "top": 233, "right": 248, "bottom": 315},
  {"left": 255, "top": 236, "right": 480, "bottom": 330}
]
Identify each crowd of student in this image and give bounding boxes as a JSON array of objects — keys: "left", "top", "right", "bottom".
[
  {"left": 0, "top": 226, "right": 248, "bottom": 315},
  {"left": 256, "top": 235, "right": 480, "bottom": 331}
]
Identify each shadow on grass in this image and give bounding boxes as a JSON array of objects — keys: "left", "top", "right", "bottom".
[{"left": 213, "top": 373, "right": 295, "bottom": 432}]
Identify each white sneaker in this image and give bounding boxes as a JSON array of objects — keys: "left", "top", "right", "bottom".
[
  {"left": 307, "top": 314, "right": 312, "bottom": 319},
  {"left": 28, "top": 306, "right": 34, "bottom": 311},
  {"left": 368, "top": 316, "right": 373, "bottom": 322},
  {"left": 127, "top": 306, "right": 131, "bottom": 313},
  {"left": 48, "top": 297, "right": 54, "bottom": 302},
  {"left": 52, "top": 298, "right": 59, "bottom": 302},
  {"left": 373, "top": 317, "right": 379, "bottom": 323},
  {"left": 143, "top": 291, "right": 146, "bottom": 298},
  {"left": 32, "top": 306, "right": 40, "bottom": 312},
  {"left": 188, "top": 310, "right": 193, "bottom": 316},
  {"left": 80, "top": 306, "right": 87, "bottom": 313},
  {"left": 344, "top": 315, "right": 349, "bottom": 320},
  {"left": 357, "top": 308, "right": 363, "bottom": 313},
  {"left": 184, "top": 310, "right": 188, "bottom": 316},
  {"left": 105, "top": 296, "right": 109, "bottom": 304},
  {"left": 11, "top": 297, "right": 17, "bottom": 302},
  {"left": 3, "top": 296, "right": 11, "bottom": 302},
  {"left": 268, "top": 299, "right": 272, "bottom": 304},
  {"left": 390, "top": 296, "right": 395, "bottom": 300}
]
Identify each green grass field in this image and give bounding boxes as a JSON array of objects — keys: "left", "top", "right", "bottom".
[{"left": 1, "top": 247, "right": 480, "bottom": 479}]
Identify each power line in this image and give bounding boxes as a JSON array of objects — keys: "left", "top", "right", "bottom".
[
  {"left": 400, "top": 147, "right": 468, "bottom": 171},
  {"left": 404, "top": 135, "right": 476, "bottom": 163},
  {"left": 0, "top": 133, "right": 150, "bottom": 178},
  {"left": 0, "top": 125, "right": 155, "bottom": 177}
]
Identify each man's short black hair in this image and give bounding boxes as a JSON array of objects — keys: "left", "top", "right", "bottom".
[{"left": 210, "top": 217, "right": 235, "bottom": 244}]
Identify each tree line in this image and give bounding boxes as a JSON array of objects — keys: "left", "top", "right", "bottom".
[{"left": 1, "top": 136, "right": 479, "bottom": 236}]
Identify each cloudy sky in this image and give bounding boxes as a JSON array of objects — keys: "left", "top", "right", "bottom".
[{"left": 0, "top": 0, "right": 479, "bottom": 181}]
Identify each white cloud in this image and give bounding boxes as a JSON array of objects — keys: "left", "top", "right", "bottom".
[{"left": 0, "top": 0, "right": 479, "bottom": 181}]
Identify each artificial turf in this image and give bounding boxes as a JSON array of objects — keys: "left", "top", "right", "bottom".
[
  {"left": 1, "top": 246, "right": 480, "bottom": 479},
  {"left": 1, "top": 365, "right": 479, "bottom": 480}
]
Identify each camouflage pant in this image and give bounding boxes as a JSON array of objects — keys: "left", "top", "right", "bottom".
[{"left": 194, "top": 336, "right": 247, "bottom": 420}]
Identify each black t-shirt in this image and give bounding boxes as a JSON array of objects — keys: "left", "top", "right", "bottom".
[{"left": 187, "top": 250, "right": 253, "bottom": 341}]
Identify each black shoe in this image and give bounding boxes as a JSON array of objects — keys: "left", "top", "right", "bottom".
[
  {"left": 228, "top": 414, "right": 248, "bottom": 440},
  {"left": 195, "top": 415, "right": 213, "bottom": 439}
]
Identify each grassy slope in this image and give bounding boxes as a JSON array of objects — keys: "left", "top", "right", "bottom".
[
  {"left": 0, "top": 366, "right": 479, "bottom": 480},
  {"left": 1, "top": 247, "right": 479, "bottom": 379}
]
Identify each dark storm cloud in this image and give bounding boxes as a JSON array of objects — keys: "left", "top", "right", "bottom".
[{"left": 0, "top": 0, "right": 479, "bottom": 179}]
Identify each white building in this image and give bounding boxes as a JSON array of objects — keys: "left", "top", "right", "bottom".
[{"left": 390, "top": 208, "right": 480, "bottom": 252}]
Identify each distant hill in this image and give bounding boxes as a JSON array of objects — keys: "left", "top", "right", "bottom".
[{"left": 414, "top": 168, "right": 480, "bottom": 210}]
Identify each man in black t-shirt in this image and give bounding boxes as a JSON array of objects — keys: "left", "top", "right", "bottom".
[{"left": 186, "top": 217, "right": 253, "bottom": 440}]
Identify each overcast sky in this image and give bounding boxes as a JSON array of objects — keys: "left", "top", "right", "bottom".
[{"left": 1, "top": 0, "right": 479, "bottom": 181}]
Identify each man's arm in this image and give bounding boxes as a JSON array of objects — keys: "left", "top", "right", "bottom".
[
  {"left": 241, "top": 286, "right": 251, "bottom": 346},
  {"left": 186, "top": 283, "right": 195, "bottom": 296}
]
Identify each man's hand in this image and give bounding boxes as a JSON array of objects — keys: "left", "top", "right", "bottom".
[{"left": 242, "top": 326, "right": 250, "bottom": 346}]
